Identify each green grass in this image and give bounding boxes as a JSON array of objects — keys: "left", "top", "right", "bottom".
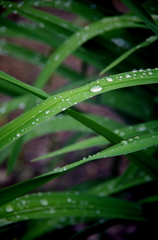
[{"left": 0, "top": 0, "right": 158, "bottom": 239}]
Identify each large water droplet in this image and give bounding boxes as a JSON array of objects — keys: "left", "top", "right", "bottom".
[
  {"left": 121, "top": 140, "right": 128, "bottom": 146},
  {"left": 125, "top": 74, "right": 131, "bottom": 78},
  {"left": 106, "top": 77, "right": 113, "bottom": 82},
  {"left": 90, "top": 85, "right": 102, "bottom": 93},
  {"left": 40, "top": 199, "right": 49, "bottom": 206},
  {"left": 45, "top": 110, "right": 50, "bottom": 114},
  {"left": 5, "top": 205, "right": 14, "bottom": 212},
  {"left": 128, "top": 138, "right": 133, "bottom": 142},
  {"left": 54, "top": 55, "right": 59, "bottom": 61}
]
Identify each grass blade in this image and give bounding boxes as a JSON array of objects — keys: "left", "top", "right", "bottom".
[
  {"left": 121, "top": 0, "right": 158, "bottom": 35},
  {"left": 0, "top": 192, "right": 146, "bottom": 227},
  {"left": 66, "top": 108, "right": 158, "bottom": 180},
  {"left": 0, "top": 71, "right": 49, "bottom": 99},
  {"left": 0, "top": 69, "right": 158, "bottom": 152},
  {"left": 100, "top": 35, "right": 158, "bottom": 74},
  {"left": 32, "top": 119, "right": 158, "bottom": 162}
]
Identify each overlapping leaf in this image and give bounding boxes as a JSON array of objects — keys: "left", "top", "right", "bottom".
[
  {"left": 0, "top": 192, "right": 146, "bottom": 227},
  {"left": 0, "top": 68, "right": 158, "bottom": 152}
]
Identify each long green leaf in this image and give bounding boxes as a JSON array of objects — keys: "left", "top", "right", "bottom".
[
  {"left": 32, "top": 119, "right": 158, "bottom": 162},
  {"left": 100, "top": 35, "right": 158, "bottom": 74},
  {"left": 0, "top": 71, "right": 49, "bottom": 99},
  {"left": 121, "top": 0, "right": 158, "bottom": 35},
  {"left": 140, "top": 195, "right": 158, "bottom": 203},
  {"left": 0, "top": 68, "right": 158, "bottom": 152},
  {"left": 33, "top": 16, "right": 147, "bottom": 88},
  {"left": 67, "top": 108, "right": 158, "bottom": 179},
  {"left": 0, "top": 192, "right": 146, "bottom": 227}
]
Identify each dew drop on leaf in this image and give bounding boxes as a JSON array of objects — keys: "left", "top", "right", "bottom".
[
  {"left": 121, "top": 140, "right": 128, "bottom": 145},
  {"left": 40, "top": 199, "right": 49, "bottom": 206},
  {"left": 90, "top": 85, "right": 102, "bottom": 93},
  {"left": 5, "top": 205, "right": 14, "bottom": 212},
  {"left": 106, "top": 77, "right": 113, "bottom": 82},
  {"left": 125, "top": 74, "right": 131, "bottom": 78},
  {"left": 128, "top": 138, "right": 133, "bottom": 142},
  {"left": 45, "top": 110, "right": 50, "bottom": 114}
]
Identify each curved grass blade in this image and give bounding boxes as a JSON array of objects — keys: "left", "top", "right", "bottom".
[
  {"left": 100, "top": 35, "right": 158, "bottom": 74},
  {"left": 67, "top": 108, "right": 158, "bottom": 179},
  {"left": 0, "top": 119, "right": 157, "bottom": 205},
  {"left": 29, "top": 14, "right": 147, "bottom": 88},
  {"left": 0, "top": 17, "right": 56, "bottom": 47},
  {"left": 0, "top": 192, "right": 146, "bottom": 227},
  {"left": 0, "top": 79, "right": 26, "bottom": 96},
  {"left": 121, "top": 0, "right": 158, "bottom": 35},
  {"left": 89, "top": 167, "right": 153, "bottom": 197},
  {"left": 3, "top": 1, "right": 80, "bottom": 32},
  {"left": 94, "top": 132, "right": 158, "bottom": 158},
  {"left": 1, "top": 13, "right": 148, "bottom": 72},
  {"left": 25, "top": 0, "right": 104, "bottom": 21},
  {"left": 0, "top": 95, "right": 28, "bottom": 116},
  {"left": 0, "top": 71, "right": 49, "bottom": 100},
  {"left": 0, "top": 70, "right": 158, "bottom": 204},
  {"left": 31, "top": 136, "right": 109, "bottom": 162},
  {"left": 32, "top": 119, "right": 158, "bottom": 162},
  {"left": 140, "top": 194, "right": 158, "bottom": 203},
  {"left": 0, "top": 114, "right": 122, "bottom": 164},
  {"left": 0, "top": 68, "right": 158, "bottom": 152}
]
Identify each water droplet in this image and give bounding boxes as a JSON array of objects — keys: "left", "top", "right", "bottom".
[
  {"left": 90, "top": 4, "right": 96, "bottom": 9},
  {"left": 148, "top": 71, "right": 153, "bottom": 75},
  {"left": 40, "top": 199, "right": 49, "bottom": 206},
  {"left": 5, "top": 205, "right": 14, "bottom": 212},
  {"left": 19, "top": 103, "right": 25, "bottom": 109},
  {"left": 49, "top": 208, "right": 56, "bottom": 214},
  {"left": 33, "top": 1, "right": 39, "bottom": 6},
  {"left": 17, "top": 2, "right": 24, "bottom": 7},
  {"left": 84, "top": 25, "right": 89, "bottom": 30},
  {"left": 45, "top": 110, "right": 50, "bottom": 114},
  {"left": 121, "top": 140, "right": 128, "bottom": 145},
  {"left": 114, "top": 129, "right": 119, "bottom": 134},
  {"left": 128, "top": 138, "right": 133, "bottom": 142},
  {"left": 106, "top": 77, "right": 113, "bottom": 82},
  {"left": 67, "top": 198, "right": 72, "bottom": 202},
  {"left": 54, "top": 55, "right": 59, "bottom": 61},
  {"left": 90, "top": 85, "right": 102, "bottom": 93},
  {"left": 134, "top": 136, "right": 140, "bottom": 140},
  {"left": 16, "top": 133, "right": 20, "bottom": 137},
  {"left": 125, "top": 74, "right": 131, "bottom": 78}
]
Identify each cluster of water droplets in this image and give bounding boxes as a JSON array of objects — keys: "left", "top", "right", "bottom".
[
  {"left": 89, "top": 68, "right": 158, "bottom": 95},
  {"left": 121, "top": 136, "right": 140, "bottom": 146}
]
